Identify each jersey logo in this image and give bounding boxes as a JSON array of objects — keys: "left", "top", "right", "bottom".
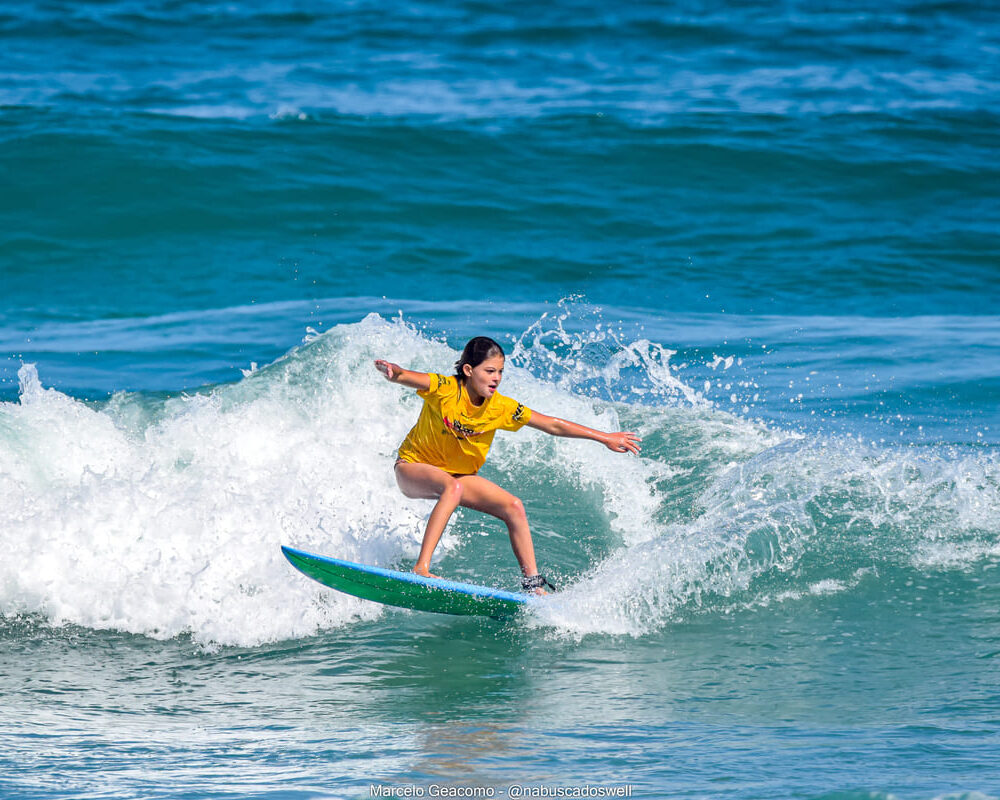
[
  {"left": 512, "top": 403, "right": 526, "bottom": 422},
  {"left": 443, "top": 416, "right": 481, "bottom": 440}
]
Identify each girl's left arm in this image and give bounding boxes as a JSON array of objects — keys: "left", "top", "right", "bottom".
[{"left": 526, "top": 411, "right": 641, "bottom": 455}]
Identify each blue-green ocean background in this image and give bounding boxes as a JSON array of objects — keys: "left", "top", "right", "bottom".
[{"left": 2, "top": 1, "right": 999, "bottom": 798}]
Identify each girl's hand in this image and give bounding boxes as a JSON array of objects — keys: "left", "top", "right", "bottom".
[
  {"left": 605, "top": 431, "right": 641, "bottom": 455},
  {"left": 374, "top": 362, "right": 432, "bottom": 391},
  {"left": 374, "top": 359, "right": 399, "bottom": 381}
]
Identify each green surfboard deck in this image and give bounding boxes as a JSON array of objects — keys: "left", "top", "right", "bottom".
[{"left": 281, "top": 546, "right": 530, "bottom": 618}]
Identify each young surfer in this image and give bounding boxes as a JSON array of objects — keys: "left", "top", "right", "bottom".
[{"left": 375, "top": 336, "right": 641, "bottom": 593}]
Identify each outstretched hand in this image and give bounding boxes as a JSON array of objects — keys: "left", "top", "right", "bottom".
[
  {"left": 374, "top": 359, "right": 398, "bottom": 381},
  {"left": 605, "top": 431, "right": 641, "bottom": 455}
]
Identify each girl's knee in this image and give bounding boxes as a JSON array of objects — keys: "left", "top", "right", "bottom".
[
  {"left": 505, "top": 496, "right": 527, "bottom": 523},
  {"left": 442, "top": 479, "right": 463, "bottom": 504}
]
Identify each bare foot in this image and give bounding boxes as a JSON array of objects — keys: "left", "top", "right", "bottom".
[{"left": 413, "top": 565, "right": 442, "bottom": 580}]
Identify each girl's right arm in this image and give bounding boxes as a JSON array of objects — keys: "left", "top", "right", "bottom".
[{"left": 374, "top": 360, "right": 432, "bottom": 392}]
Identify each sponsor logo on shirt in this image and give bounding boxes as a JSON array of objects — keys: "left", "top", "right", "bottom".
[{"left": 443, "top": 416, "right": 481, "bottom": 439}]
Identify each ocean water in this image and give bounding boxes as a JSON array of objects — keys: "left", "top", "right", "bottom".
[{"left": 2, "top": 1, "right": 999, "bottom": 798}]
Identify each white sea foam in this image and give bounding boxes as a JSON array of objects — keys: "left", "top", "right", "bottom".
[
  {"left": 0, "top": 317, "right": 449, "bottom": 645},
  {"left": 528, "top": 434, "right": 1000, "bottom": 638}
]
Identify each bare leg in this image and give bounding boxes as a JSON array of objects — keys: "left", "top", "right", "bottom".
[
  {"left": 455, "top": 475, "right": 539, "bottom": 578},
  {"left": 394, "top": 461, "right": 464, "bottom": 577}
]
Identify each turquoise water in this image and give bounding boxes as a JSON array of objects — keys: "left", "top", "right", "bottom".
[{"left": 2, "top": 2, "right": 999, "bottom": 798}]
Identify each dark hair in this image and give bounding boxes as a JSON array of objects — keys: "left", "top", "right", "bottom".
[{"left": 454, "top": 336, "right": 504, "bottom": 382}]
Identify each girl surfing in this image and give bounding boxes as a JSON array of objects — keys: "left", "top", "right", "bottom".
[{"left": 375, "top": 336, "right": 641, "bottom": 593}]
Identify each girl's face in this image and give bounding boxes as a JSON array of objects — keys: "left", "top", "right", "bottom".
[{"left": 463, "top": 355, "right": 504, "bottom": 402}]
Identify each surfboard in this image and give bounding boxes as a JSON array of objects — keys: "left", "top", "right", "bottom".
[{"left": 281, "top": 545, "right": 531, "bottom": 618}]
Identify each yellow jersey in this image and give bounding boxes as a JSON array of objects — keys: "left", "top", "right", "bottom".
[{"left": 397, "top": 373, "right": 533, "bottom": 474}]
